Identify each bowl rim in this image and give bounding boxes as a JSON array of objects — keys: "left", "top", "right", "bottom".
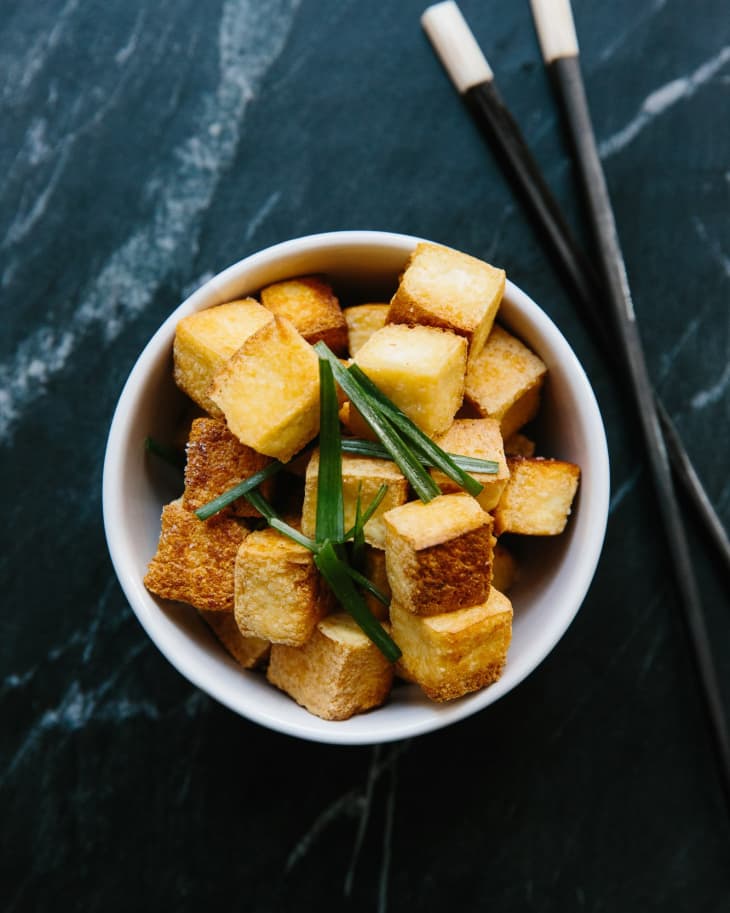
[{"left": 103, "top": 229, "right": 610, "bottom": 744}]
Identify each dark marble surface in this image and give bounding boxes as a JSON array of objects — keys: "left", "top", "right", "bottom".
[{"left": 2, "top": 1, "right": 729, "bottom": 910}]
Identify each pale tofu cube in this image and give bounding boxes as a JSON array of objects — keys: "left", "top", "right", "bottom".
[
  {"left": 173, "top": 299, "right": 274, "bottom": 415},
  {"left": 504, "top": 432, "right": 536, "bottom": 458},
  {"left": 267, "top": 613, "right": 394, "bottom": 720},
  {"left": 494, "top": 457, "right": 580, "bottom": 535},
  {"left": 363, "top": 546, "right": 391, "bottom": 620},
  {"left": 210, "top": 316, "right": 320, "bottom": 462},
  {"left": 387, "top": 242, "right": 505, "bottom": 361},
  {"left": 354, "top": 324, "right": 467, "bottom": 437},
  {"left": 199, "top": 610, "right": 270, "bottom": 668},
  {"left": 491, "top": 544, "right": 518, "bottom": 594},
  {"left": 464, "top": 325, "right": 547, "bottom": 439},
  {"left": 301, "top": 450, "right": 409, "bottom": 549},
  {"left": 390, "top": 588, "right": 512, "bottom": 702},
  {"left": 144, "top": 498, "right": 248, "bottom": 612},
  {"left": 339, "top": 401, "right": 378, "bottom": 441},
  {"left": 260, "top": 276, "right": 348, "bottom": 355},
  {"left": 344, "top": 303, "right": 389, "bottom": 356},
  {"left": 182, "top": 418, "right": 274, "bottom": 518},
  {"left": 383, "top": 493, "right": 494, "bottom": 616},
  {"left": 234, "top": 527, "right": 330, "bottom": 646},
  {"left": 431, "top": 418, "right": 510, "bottom": 511}
]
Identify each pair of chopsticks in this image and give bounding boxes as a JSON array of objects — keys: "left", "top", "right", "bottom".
[{"left": 422, "top": 1, "right": 730, "bottom": 812}]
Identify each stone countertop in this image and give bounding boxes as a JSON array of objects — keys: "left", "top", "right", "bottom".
[{"left": 2, "top": 1, "right": 729, "bottom": 910}]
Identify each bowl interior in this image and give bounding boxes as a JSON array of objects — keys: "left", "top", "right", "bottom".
[{"left": 103, "top": 231, "right": 609, "bottom": 744}]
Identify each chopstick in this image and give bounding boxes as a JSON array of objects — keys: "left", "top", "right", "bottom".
[
  {"left": 422, "top": 0, "right": 730, "bottom": 814},
  {"left": 420, "top": 0, "right": 730, "bottom": 580},
  {"left": 530, "top": 0, "right": 730, "bottom": 813}
]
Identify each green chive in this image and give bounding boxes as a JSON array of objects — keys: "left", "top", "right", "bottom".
[
  {"left": 314, "top": 343, "right": 440, "bottom": 502},
  {"left": 341, "top": 439, "right": 499, "bottom": 474},
  {"left": 314, "top": 540, "right": 401, "bottom": 662},
  {"left": 347, "top": 364, "right": 484, "bottom": 497},
  {"left": 144, "top": 436, "right": 186, "bottom": 470},
  {"left": 315, "top": 359, "right": 344, "bottom": 543},
  {"left": 269, "top": 518, "right": 318, "bottom": 552},
  {"left": 194, "top": 461, "right": 284, "bottom": 521},
  {"left": 341, "top": 562, "right": 390, "bottom": 607}
]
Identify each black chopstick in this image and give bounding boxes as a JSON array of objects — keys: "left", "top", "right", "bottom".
[
  {"left": 421, "top": 0, "right": 730, "bottom": 581},
  {"left": 422, "top": 0, "right": 730, "bottom": 815},
  {"left": 529, "top": 0, "right": 730, "bottom": 812}
]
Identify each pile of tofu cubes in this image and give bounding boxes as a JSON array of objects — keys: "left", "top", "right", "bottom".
[{"left": 144, "top": 243, "right": 580, "bottom": 720}]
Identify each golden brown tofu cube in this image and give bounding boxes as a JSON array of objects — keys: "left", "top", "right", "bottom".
[
  {"left": 387, "top": 242, "right": 505, "bottom": 361},
  {"left": 234, "top": 527, "right": 330, "bottom": 646},
  {"left": 301, "top": 450, "right": 409, "bottom": 549},
  {"left": 363, "top": 546, "right": 391, "bottom": 621},
  {"left": 173, "top": 299, "right": 274, "bottom": 415},
  {"left": 390, "top": 588, "right": 512, "bottom": 702},
  {"left": 210, "top": 316, "right": 320, "bottom": 462},
  {"left": 267, "top": 613, "right": 394, "bottom": 720},
  {"left": 199, "top": 610, "right": 270, "bottom": 668},
  {"left": 260, "top": 276, "right": 348, "bottom": 355},
  {"left": 383, "top": 493, "right": 494, "bottom": 616},
  {"left": 354, "top": 324, "right": 467, "bottom": 437},
  {"left": 431, "top": 418, "right": 510, "bottom": 511},
  {"left": 464, "top": 325, "right": 547, "bottom": 439},
  {"left": 182, "top": 417, "right": 274, "bottom": 518},
  {"left": 344, "top": 303, "right": 389, "bottom": 356},
  {"left": 491, "top": 544, "right": 518, "bottom": 593},
  {"left": 144, "top": 498, "right": 248, "bottom": 611},
  {"left": 494, "top": 457, "right": 580, "bottom": 535},
  {"left": 504, "top": 432, "right": 536, "bottom": 458}
]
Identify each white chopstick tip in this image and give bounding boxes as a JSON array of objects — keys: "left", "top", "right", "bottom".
[
  {"left": 530, "top": 0, "right": 579, "bottom": 63},
  {"left": 422, "top": 1, "right": 493, "bottom": 93}
]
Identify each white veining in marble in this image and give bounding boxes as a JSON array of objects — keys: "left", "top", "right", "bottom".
[
  {"left": 691, "top": 362, "right": 730, "bottom": 411},
  {"left": 599, "top": 45, "right": 730, "bottom": 159},
  {"left": 286, "top": 741, "right": 408, "bottom": 904},
  {"left": 609, "top": 466, "right": 641, "bottom": 516},
  {"left": 245, "top": 190, "right": 281, "bottom": 240},
  {"left": 0, "top": 0, "right": 300, "bottom": 442},
  {"left": 597, "top": 0, "right": 667, "bottom": 63}
]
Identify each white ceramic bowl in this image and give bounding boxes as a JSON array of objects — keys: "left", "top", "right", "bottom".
[{"left": 103, "top": 231, "right": 609, "bottom": 744}]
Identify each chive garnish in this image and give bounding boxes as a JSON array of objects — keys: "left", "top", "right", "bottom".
[
  {"left": 313, "top": 342, "right": 441, "bottom": 502},
  {"left": 347, "top": 363, "right": 484, "bottom": 497},
  {"left": 341, "top": 561, "right": 390, "bottom": 607},
  {"left": 340, "top": 438, "right": 499, "bottom": 474},
  {"left": 315, "top": 359, "right": 345, "bottom": 544},
  {"left": 144, "top": 436, "right": 186, "bottom": 470},
  {"left": 314, "top": 541, "right": 401, "bottom": 662},
  {"left": 194, "top": 460, "right": 284, "bottom": 520}
]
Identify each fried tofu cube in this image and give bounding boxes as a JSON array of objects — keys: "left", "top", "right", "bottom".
[
  {"left": 431, "top": 418, "right": 510, "bottom": 511},
  {"left": 387, "top": 242, "right": 505, "bottom": 361},
  {"left": 492, "top": 544, "right": 518, "bottom": 593},
  {"left": 234, "top": 527, "right": 330, "bottom": 646},
  {"left": 210, "top": 316, "right": 320, "bottom": 462},
  {"left": 301, "top": 450, "right": 409, "bottom": 549},
  {"left": 494, "top": 457, "right": 580, "bottom": 535},
  {"left": 173, "top": 299, "right": 274, "bottom": 415},
  {"left": 260, "top": 276, "right": 348, "bottom": 355},
  {"left": 182, "top": 417, "right": 274, "bottom": 518},
  {"left": 363, "top": 546, "right": 391, "bottom": 620},
  {"left": 390, "top": 588, "right": 512, "bottom": 702},
  {"left": 267, "top": 613, "right": 394, "bottom": 720},
  {"left": 199, "top": 610, "right": 270, "bottom": 668},
  {"left": 504, "top": 432, "right": 536, "bottom": 458},
  {"left": 344, "top": 303, "right": 389, "bottom": 356},
  {"left": 339, "top": 401, "right": 378, "bottom": 441},
  {"left": 144, "top": 498, "right": 248, "bottom": 611},
  {"left": 464, "top": 325, "right": 547, "bottom": 439},
  {"left": 383, "top": 493, "right": 494, "bottom": 616},
  {"left": 354, "top": 324, "right": 467, "bottom": 437}
]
